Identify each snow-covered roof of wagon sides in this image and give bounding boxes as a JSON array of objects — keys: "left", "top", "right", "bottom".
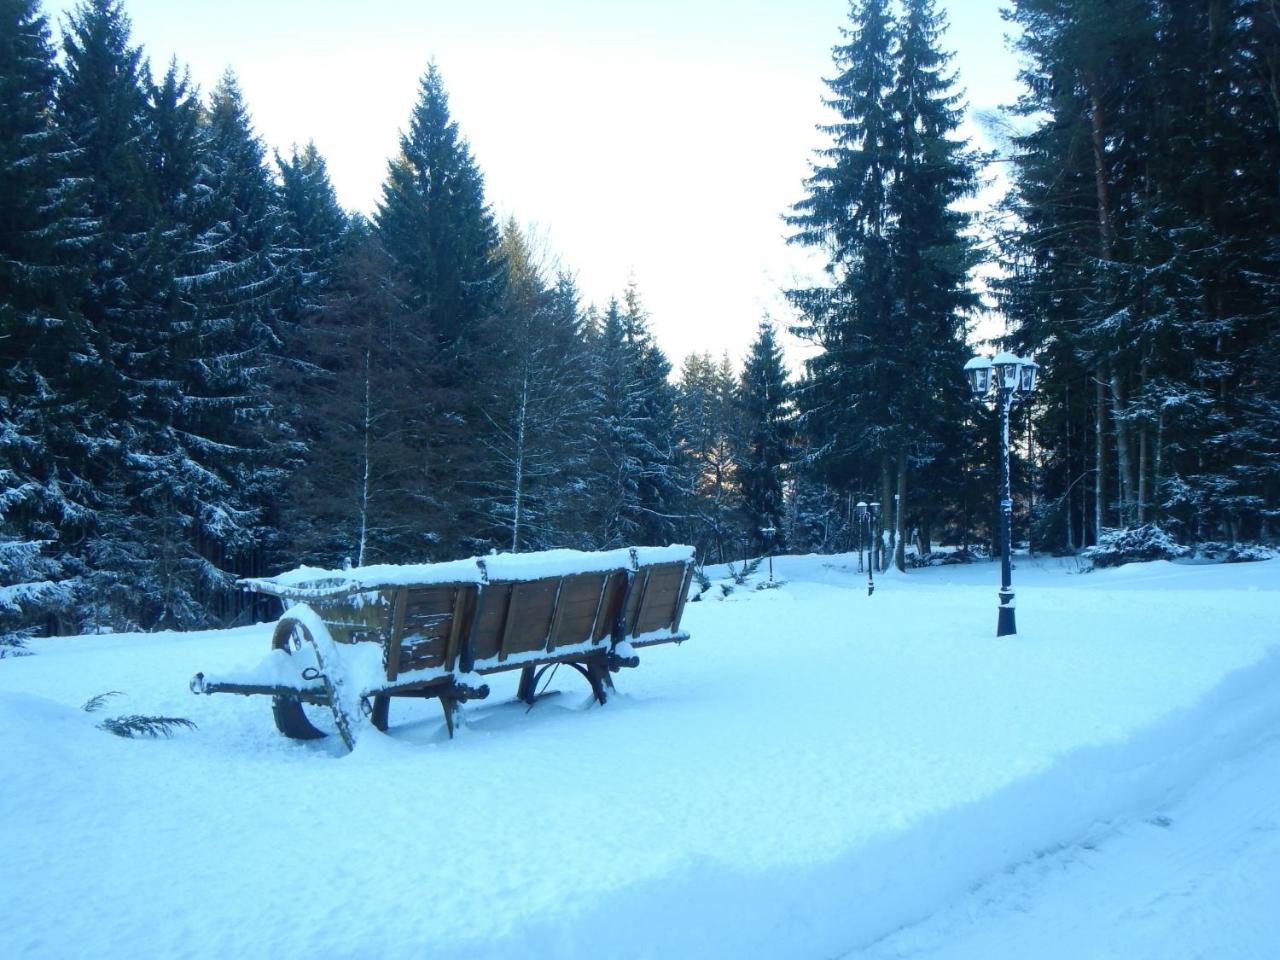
[{"left": 241, "top": 545, "right": 695, "bottom": 598}]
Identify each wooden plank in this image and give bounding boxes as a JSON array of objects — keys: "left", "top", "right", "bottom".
[
  {"left": 443, "top": 586, "right": 467, "bottom": 671},
  {"left": 470, "top": 585, "right": 507, "bottom": 663},
  {"left": 497, "top": 582, "right": 520, "bottom": 662},
  {"left": 460, "top": 583, "right": 484, "bottom": 673},
  {"left": 585, "top": 573, "right": 612, "bottom": 644},
  {"left": 671, "top": 562, "right": 695, "bottom": 633},
  {"left": 554, "top": 610, "right": 598, "bottom": 645},
  {"left": 544, "top": 576, "right": 568, "bottom": 652},
  {"left": 385, "top": 587, "right": 408, "bottom": 681},
  {"left": 628, "top": 567, "right": 653, "bottom": 638},
  {"left": 402, "top": 588, "right": 456, "bottom": 617}
]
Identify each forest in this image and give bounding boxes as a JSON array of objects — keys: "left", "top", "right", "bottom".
[{"left": 3, "top": 0, "right": 1279, "bottom": 644}]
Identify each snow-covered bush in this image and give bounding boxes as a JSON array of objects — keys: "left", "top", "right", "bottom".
[
  {"left": 1193, "top": 541, "right": 1276, "bottom": 564},
  {"left": 908, "top": 548, "right": 985, "bottom": 569},
  {"left": 1082, "top": 524, "right": 1190, "bottom": 568},
  {"left": 0, "top": 537, "right": 74, "bottom": 655}
]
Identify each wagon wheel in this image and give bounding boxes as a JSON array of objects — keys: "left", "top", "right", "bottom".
[{"left": 270, "top": 617, "right": 330, "bottom": 740}]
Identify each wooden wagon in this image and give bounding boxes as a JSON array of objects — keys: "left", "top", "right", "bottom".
[{"left": 190, "top": 546, "right": 696, "bottom": 751}]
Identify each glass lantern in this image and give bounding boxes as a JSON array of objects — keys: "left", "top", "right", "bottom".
[
  {"left": 1018, "top": 359, "right": 1039, "bottom": 395},
  {"left": 992, "top": 351, "right": 1021, "bottom": 391},
  {"left": 963, "top": 356, "right": 992, "bottom": 397}
]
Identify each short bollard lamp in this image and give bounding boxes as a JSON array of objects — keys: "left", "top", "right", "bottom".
[
  {"left": 964, "top": 351, "right": 1039, "bottom": 636},
  {"left": 760, "top": 524, "right": 777, "bottom": 582}
]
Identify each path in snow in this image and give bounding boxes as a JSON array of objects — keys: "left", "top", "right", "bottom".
[{"left": 846, "top": 726, "right": 1280, "bottom": 959}]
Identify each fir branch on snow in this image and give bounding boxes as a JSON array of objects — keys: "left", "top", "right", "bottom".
[
  {"left": 81, "top": 690, "right": 124, "bottom": 713},
  {"left": 97, "top": 714, "right": 197, "bottom": 739}
]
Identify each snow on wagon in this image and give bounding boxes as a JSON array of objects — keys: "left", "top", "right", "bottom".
[{"left": 190, "top": 546, "right": 696, "bottom": 751}]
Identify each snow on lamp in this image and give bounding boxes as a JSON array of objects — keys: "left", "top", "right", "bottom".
[{"left": 964, "top": 355, "right": 993, "bottom": 398}]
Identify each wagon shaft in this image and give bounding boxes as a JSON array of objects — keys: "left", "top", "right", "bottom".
[{"left": 189, "top": 672, "right": 328, "bottom": 704}]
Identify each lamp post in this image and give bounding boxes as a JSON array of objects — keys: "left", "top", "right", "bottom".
[
  {"left": 964, "top": 351, "right": 1039, "bottom": 637},
  {"left": 858, "top": 500, "right": 880, "bottom": 596},
  {"left": 856, "top": 501, "right": 867, "bottom": 574},
  {"left": 760, "top": 524, "right": 777, "bottom": 582}
]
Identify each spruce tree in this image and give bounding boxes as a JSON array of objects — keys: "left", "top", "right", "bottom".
[
  {"left": 376, "top": 63, "right": 503, "bottom": 347},
  {"left": 737, "top": 321, "right": 794, "bottom": 555},
  {"left": 788, "top": 0, "right": 979, "bottom": 569},
  {"left": 276, "top": 140, "right": 348, "bottom": 333},
  {"left": 473, "top": 224, "right": 596, "bottom": 552},
  {"left": 374, "top": 63, "right": 504, "bottom": 555},
  {"left": 277, "top": 223, "right": 434, "bottom": 567},
  {"left": 884, "top": 0, "right": 979, "bottom": 568},
  {"left": 586, "top": 288, "right": 687, "bottom": 548},
  {"left": 0, "top": 0, "right": 87, "bottom": 643},
  {"left": 676, "top": 351, "right": 742, "bottom": 563}
]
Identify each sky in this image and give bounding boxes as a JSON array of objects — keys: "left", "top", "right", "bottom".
[{"left": 43, "top": 0, "right": 1022, "bottom": 369}]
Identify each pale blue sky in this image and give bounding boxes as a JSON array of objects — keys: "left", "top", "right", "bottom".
[{"left": 42, "top": 0, "right": 1021, "bottom": 365}]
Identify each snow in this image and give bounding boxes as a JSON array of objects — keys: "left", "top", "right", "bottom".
[
  {"left": 0, "top": 555, "right": 1277, "bottom": 959},
  {"left": 245, "top": 545, "right": 694, "bottom": 597}
]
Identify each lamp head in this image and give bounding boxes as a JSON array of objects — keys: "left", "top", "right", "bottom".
[{"left": 964, "top": 355, "right": 993, "bottom": 398}]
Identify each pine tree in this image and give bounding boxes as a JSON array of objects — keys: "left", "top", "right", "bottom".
[
  {"left": 787, "top": 0, "right": 899, "bottom": 513},
  {"left": 472, "top": 223, "right": 596, "bottom": 552},
  {"left": 55, "top": 0, "right": 163, "bottom": 627},
  {"left": 676, "top": 351, "right": 741, "bottom": 562},
  {"left": 737, "top": 321, "right": 794, "bottom": 555},
  {"left": 586, "top": 288, "right": 687, "bottom": 548},
  {"left": 374, "top": 62, "right": 505, "bottom": 555},
  {"left": 0, "top": 0, "right": 92, "bottom": 641},
  {"left": 788, "top": 0, "right": 979, "bottom": 569},
  {"left": 276, "top": 140, "right": 348, "bottom": 333},
  {"left": 278, "top": 223, "right": 436, "bottom": 566},
  {"left": 376, "top": 63, "right": 503, "bottom": 348},
  {"left": 884, "top": 0, "right": 980, "bottom": 568}
]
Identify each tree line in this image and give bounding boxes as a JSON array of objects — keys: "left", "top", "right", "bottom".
[
  {"left": 5, "top": 0, "right": 1279, "bottom": 646},
  {"left": 0, "top": 0, "right": 794, "bottom": 646}
]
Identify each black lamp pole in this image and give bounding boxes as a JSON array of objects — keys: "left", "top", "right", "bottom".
[
  {"left": 867, "top": 501, "right": 879, "bottom": 596},
  {"left": 965, "top": 353, "right": 1039, "bottom": 637},
  {"left": 995, "top": 384, "right": 1017, "bottom": 637}
]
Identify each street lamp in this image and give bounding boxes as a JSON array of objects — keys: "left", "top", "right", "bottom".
[
  {"left": 855, "top": 502, "right": 867, "bottom": 574},
  {"left": 965, "top": 351, "right": 1039, "bottom": 637},
  {"left": 869, "top": 502, "right": 880, "bottom": 592},
  {"left": 856, "top": 500, "right": 880, "bottom": 596},
  {"left": 760, "top": 524, "right": 777, "bottom": 582}
]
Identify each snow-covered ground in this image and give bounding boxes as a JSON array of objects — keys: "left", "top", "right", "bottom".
[{"left": 1, "top": 554, "right": 1277, "bottom": 959}]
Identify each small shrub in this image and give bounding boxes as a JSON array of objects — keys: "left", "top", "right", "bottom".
[
  {"left": 1082, "top": 524, "right": 1190, "bottom": 568},
  {"left": 688, "top": 567, "right": 712, "bottom": 602},
  {"left": 727, "top": 557, "right": 763, "bottom": 585}
]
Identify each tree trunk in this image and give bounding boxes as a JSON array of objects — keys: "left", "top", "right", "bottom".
[
  {"left": 894, "top": 454, "right": 907, "bottom": 572},
  {"left": 879, "top": 457, "right": 893, "bottom": 572},
  {"left": 1095, "top": 372, "right": 1108, "bottom": 538},
  {"left": 1110, "top": 368, "right": 1135, "bottom": 526},
  {"left": 1086, "top": 70, "right": 1115, "bottom": 543}
]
